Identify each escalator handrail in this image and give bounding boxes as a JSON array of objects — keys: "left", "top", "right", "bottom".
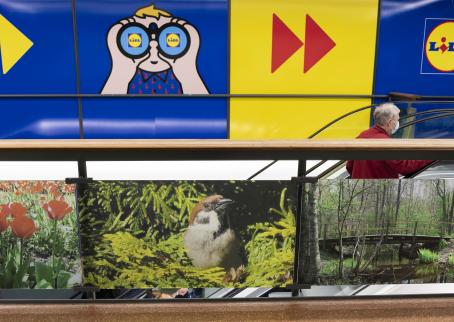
[
  {"left": 318, "top": 112, "right": 454, "bottom": 179},
  {"left": 248, "top": 102, "right": 454, "bottom": 180}
]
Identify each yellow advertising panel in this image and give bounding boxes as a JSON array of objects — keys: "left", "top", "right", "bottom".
[
  {"left": 230, "top": 0, "right": 379, "bottom": 139},
  {"left": 230, "top": 98, "right": 371, "bottom": 139}
]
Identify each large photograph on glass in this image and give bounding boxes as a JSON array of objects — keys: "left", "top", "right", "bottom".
[
  {"left": 0, "top": 181, "right": 80, "bottom": 289},
  {"left": 317, "top": 180, "right": 454, "bottom": 285},
  {"left": 79, "top": 181, "right": 296, "bottom": 288}
]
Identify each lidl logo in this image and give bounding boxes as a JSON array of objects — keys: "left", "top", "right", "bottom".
[
  {"left": 128, "top": 33, "right": 142, "bottom": 48},
  {"left": 166, "top": 33, "right": 180, "bottom": 48},
  {"left": 421, "top": 19, "right": 454, "bottom": 74},
  {"left": 271, "top": 14, "right": 336, "bottom": 73}
]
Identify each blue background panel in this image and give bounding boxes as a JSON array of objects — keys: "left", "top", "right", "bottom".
[
  {"left": 374, "top": 0, "right": 454, "bottom": 96},
  {"left": 0, "top": 0, "right": 78, "bottom": 94},
  {"left": 76, "top": 0, "right": 228, "bottom": 139},
  {"left": 0, "top": 1, "right": 80, "bottom": 139},
  {"left": 82, "top": 98, "right": 227, "bottom": 139},
  {"left": 0, "top": 99, "right": 80, "bottom": 139},
  {"left": 374, "top": 0, "right": 454, "bottom": 138},
  {"left": 395, "top": 102, "right": 454, "bottom": 139}
]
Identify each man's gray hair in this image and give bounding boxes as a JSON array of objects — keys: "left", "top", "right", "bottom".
[{"left": 373, "top": 103, "right": 400, "bottom": 126}]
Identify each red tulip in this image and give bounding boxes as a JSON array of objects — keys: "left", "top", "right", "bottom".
[
  {"left": 0, "top": 202, "right": 37, "bottom": 238},
  {"left": 10, "top": 202, "right": 27, "bottom": 218},
  {"left": 0, "top": 204, "right": 11, "bottom": 232},
  {"left": 30, "top": 182, "right": 44, "bottom": 194},
  {"left": 43, "top": 200, "right": 72, "bottom": 221},
  {"left": 10, "top": 216, "right": 37, "bottom": 239},
  {"left": 48, "top": 184, "right": 60, "bottom": 199},
  {"left": 64, "top": 184, "right": 75, "bottom": 194}
]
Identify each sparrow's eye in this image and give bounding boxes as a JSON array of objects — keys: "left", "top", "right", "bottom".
[{"left": 203, "top": 202, "right": 210, "bottom": 208}]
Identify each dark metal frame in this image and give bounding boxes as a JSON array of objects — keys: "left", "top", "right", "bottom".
[
  {"left": 1, "top": 293, "right": 454, "bottom": 304},
  {"left": 1, "top": 94, "right": 454, "bottom": 99},
  {"left": 0, "top": 146, "right": 446, "bottom": 161},
  {"left": 0, "top": 141, "right": 453, "bottom": 301},
  {"left": 0, "top": 0, "right": 452, "bottom": 304},
  {"left": 292, "top": 160, "right": 306, "bottom": 296}
]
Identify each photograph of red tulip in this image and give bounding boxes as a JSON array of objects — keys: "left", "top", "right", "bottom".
[
  {"left": 0, "top": 181, "right": 80, "bottom": 289},
  {"left": 79, "top": 181, "right": 296, "bottom": 289}
]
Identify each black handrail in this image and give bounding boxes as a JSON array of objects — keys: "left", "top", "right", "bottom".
[
  {"left": 401, "top": 112, "right": 454, "bottom": 128},
  {"left": 247, "top": 103, "right": 380, "bottom": 180},
  {"left": 400, "top": 109, "right": 454, "bottom": 120},
  {"left": 307, "top": 104, "right": 378, "bottom": 139},
  {"left": 315, "top": 161, "right": 346, "bottom": 180},
  {"left": 318, "top": 112, "right": 454, "bottom": 179},
  {"left": 305, "top": 160, "right": 328, "bottom": 176},
  {"left": 248, "top": 104, "right": 454, "bottom": 180}
]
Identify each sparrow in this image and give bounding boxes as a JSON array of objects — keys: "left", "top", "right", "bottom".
[{"left": 184, "top": 195, "right": 245, "bottom": 271}]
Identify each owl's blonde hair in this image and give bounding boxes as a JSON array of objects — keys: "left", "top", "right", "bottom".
[{"left": 135, "top": 4, "right": 171, "bottom": 19}]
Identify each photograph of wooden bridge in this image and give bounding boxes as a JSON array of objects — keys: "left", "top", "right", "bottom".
[{"left": 300, "top": 179, "right": 454, "bottom": 286}]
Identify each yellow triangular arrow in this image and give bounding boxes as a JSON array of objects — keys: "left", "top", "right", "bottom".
[{"left": 0, "top": 15, "right": 33, "bottom": 74}]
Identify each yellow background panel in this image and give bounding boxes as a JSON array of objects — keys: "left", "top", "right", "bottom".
[
  {"left": 230, "top": 99, "right": 371, "bottom": 139},
  {"left": 230, "top": 0, "right": 378, "bottom": 139},
  {"left": 230, "top": 0, "right": 379, "bottom": 94}
]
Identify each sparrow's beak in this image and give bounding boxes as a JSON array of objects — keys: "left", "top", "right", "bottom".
[{"left": 215, "top": 198, "right": 234, "bottom": 211}]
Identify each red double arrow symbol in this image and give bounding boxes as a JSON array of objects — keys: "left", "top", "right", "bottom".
[{"left": 271, "top": 13, "right": 336, "bottom": 73}]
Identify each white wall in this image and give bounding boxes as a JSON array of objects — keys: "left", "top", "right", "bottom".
[{"left": 0, "top": 160, "right": 344, "bottom": 180}]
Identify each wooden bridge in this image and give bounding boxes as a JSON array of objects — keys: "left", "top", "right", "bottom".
[{"left": 321, "top": 234, "right": 450, "bottom": 246}]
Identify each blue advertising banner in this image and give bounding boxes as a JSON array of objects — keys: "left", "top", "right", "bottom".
[
  {"left": 0, "top": 0, "right": 80, "bottom": 138},
  {"left": 1, "top": 0, "right": 453, "bottom": 140},
  {"left": 373, "top": 0, "right": 454, "bottom": 138},
  {"left": 374, "top": 0, "right": 454, "bottom": 96},
  {"left": 76, "top": 0, "right": 228, "bottom": 139}
]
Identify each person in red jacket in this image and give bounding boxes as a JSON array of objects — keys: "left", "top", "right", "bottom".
[{"left": 346, "top": 103, "right": 432, "bottom": 179}]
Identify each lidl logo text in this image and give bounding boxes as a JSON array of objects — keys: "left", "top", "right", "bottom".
[
  {"left": 428, "top": 38, "right": 454, "bottom": 53},
  {"left": 421, "top": 19, "right": 454, "bottom": 74},
  {"left": 128, "top": 33, "right": 142, "bottom": 48},
  {"left": 166, "top": 33, "right": 180, "bottom": 48}
]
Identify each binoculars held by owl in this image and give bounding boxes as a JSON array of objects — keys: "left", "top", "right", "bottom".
[{"left": 117, "top": 22, "right": 190, "bottom": 59}]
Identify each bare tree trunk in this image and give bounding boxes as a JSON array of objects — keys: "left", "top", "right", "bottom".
[
  {"left": 405, "top": 181, "right": 415, "bottom": 235},
  {"left": 385, "top": 181, "right": 394, "bottom": 226},
  {"left": 361, "top": 181, "right": 388, "bottom": 273},
  {"left": 395, "top": 180, "right": 402, "bottom": 226},
  {"left": 337, "top": 181, "right": 344, "bottom": 279},
  {"left": 335, "top": 180, "right": 360, "bottom": 280},
  {"left": 448, "top": 190, "right": 454, "bottom": 234},
  {"left": 307, "top": 183, "right": 320, "bottom": 282},
  {"left": 317, "top": 184, "right": 323, "bottom": 238},
  {"left": 301, "top": 182, "right": 321, "bottom": 284},
  {"left": 354, "top": 224, "right": 368, "bottom": 276},
  {"left": 300, "top": 183, "right": 309, "bottom": 283},
  {"left": 359, "top": 180, "right": 366, "bottom": 214},
  {"left": 436, "top": 180, "right": 448, "bottom": 236},
  {"left": 353, "top": 184, "right": 368, "bottom": 273},
  {"left": 375, "top": 182, "right": 381, "bottom": 226}
]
